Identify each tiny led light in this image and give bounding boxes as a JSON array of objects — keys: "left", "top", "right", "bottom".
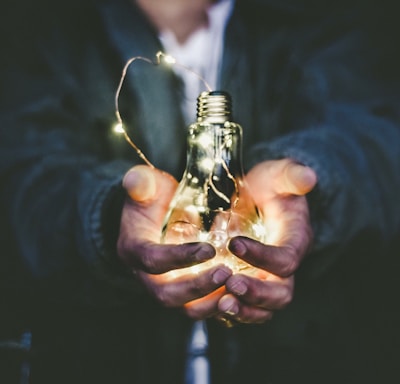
[
  {"left": 113, "top": 122, "right": 125, "bottom": 134},
  {"left": 199, "top": 158, "right": 214, "bottom": 172},
  {"left": 162, "top": 54, "right": 177, "bottom": 65}
]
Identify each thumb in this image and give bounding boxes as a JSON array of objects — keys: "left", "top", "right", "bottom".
[
  {"left": 279, "top": 161, "right": 317, "bottom": 196},
  {"left": 122, "top": 165, "right": 157, "bottom": 202}
]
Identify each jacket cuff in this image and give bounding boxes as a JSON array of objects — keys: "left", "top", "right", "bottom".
[
  {"left": 80, "top": 161, "right": 147, "bottom": 298},
  {"left": 245, "top": 132, "right": 342, "bottom": 280}
]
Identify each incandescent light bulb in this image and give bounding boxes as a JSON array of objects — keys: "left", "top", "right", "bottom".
[{"left": 161, "top": 91, "right": 266, "bottom": 276}]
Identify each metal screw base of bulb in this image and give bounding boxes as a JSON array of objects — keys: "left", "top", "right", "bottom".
[{"left": 197, "top": 91, "right": 232, "bottom": 123}]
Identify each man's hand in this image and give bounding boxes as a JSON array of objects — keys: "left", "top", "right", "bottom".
[
  {"left": 217, "top": 159, "right": 317, "bottom": 324},
  {"left": 117, "top": 165, "right": 232, "bottom": 315}
]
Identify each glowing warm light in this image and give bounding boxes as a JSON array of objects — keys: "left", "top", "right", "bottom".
[
  {"left": 263, "top": 218, "right": 282, "bottom": 245},
  {"left": 113, "top": 122, "right": 125, "bottom": 134},
  {"left": 198, "top": 232, "right": 209, "bottom": 242},
  {"left": 199, "top": 158, "right": 214, "bottom": 172},
  {"left": 197, "top": 132, "right": 214, "bottom": 148},
  {"left": 163, "top": 54, "right": 177, "bottom": 65},
  {"left": 253, "top": 223, "right": 267, "bottom": 240},
  {"left": 160, "top": 92, "right": 267, "bottom": 278}
]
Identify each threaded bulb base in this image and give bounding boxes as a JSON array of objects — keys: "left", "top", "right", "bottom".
[{"left": 197, "top": 91, "right": 232, "bottom": 123}]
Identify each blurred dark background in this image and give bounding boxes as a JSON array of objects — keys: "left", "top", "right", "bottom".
[{"left": 0, "top": 0, "right": 399, "bottom": 382}]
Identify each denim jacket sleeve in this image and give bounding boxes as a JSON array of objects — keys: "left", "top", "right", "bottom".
[
  {"left": 248, "top": 104, "right": 400, "bottom": 279},
  {"left": 243, "top": 24, "right": 400, "bottom": 279},
  {"left": 0, "top": 7, "right": 149, "bottom": 307}
]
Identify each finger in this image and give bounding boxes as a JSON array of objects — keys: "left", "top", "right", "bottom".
[
  {"left": 118, "top": 169, "right": 177, "bottom": 257},
  {"left": 137, "top": 265, "right": 232, "bottom": 308},
  {"left": 183, "top": 286, "right": 226, "bottom": 320},
  {"left": 228, "top": 236, "right": 301, "bottom": 277},
  {"left": 123, "top": 241, "right": 216, "bottom": 274},
  {"left": 218, "top": 294, "right": 273, "bottom": 324},
  {"left": 225, "top": 273, "right": 294, "bottom": 310},
  {"left": 123, "top": 165, "right": 157, "bottom": 201},
  {"left": 122, "top": 165, "right": 177, "bottom": 203},
  {"left": 247, "top": 159, "right": 317, "bottom": 198},
  {"left": 279, "top": 161, "right": 317, "bottom": 196}
]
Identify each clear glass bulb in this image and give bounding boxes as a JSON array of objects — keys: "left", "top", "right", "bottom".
[{"left": 161, "top": 91, "right": 265, "bottom": 276}]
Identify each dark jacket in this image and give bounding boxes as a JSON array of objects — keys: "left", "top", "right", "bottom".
[{"left": 1, "top": 0, "right": 399, "bottom": 383}]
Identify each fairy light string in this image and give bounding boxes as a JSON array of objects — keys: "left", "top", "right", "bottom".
[
  {"left": 114, "top": 51, "right": 212, "bottom": 169},
  {"left": 114, "top": 51, "right": 238, "bottom": 207}
]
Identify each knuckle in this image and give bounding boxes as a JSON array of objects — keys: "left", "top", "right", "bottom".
[
  {"left": 264, "top": 311, "right": 274, "bottom": 321},
  {"left": 278, "top": 249, "right": 299, "bottom": 277},
  {"left": 238, "top": 309, "right": 274, "bottom": 325},
  {"left": 257, "top": 311, "right": 274, "bottom": 323},
  {"left": 116, "top": 237, "right": 131, "bottom": 265},
  {"left": 183, "top": 306, "right": 204, "bottom": 320},
  {"left": 141, "top": 253, "right": 159, "bottom": 273},
  {"left": 276, "top": 285, "right": 293, "bottom": 309},
  {"left": 189, "top": 279, "right": 209, "bottom": 298},
  {"left": 153, "top": 287, "right": 175, "bottom": 308}
]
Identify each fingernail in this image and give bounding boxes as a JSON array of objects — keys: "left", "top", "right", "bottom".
[
  {"left": 192, "top": 243, "right": 215, "bottom": 261},
  {"left": 228, "top": 238, "right": 246, "bottom": 257},
  {"left": 290, "top": 164, "right": 317, "bottom": 194},
  {"left": 123, "top": 166, "right": 156, "bottom": 201},
  {"left": 212, "top": 268, "right": 231, "bottom": 284},
  {"left": 301, "top": 166, "right": 317, "bottom": 188},
  {"left": 219, "top": 296, "right": 238, "bottom": 316},
  {"left": 230, "top": 280, "right": 247, "bottom": 296}
]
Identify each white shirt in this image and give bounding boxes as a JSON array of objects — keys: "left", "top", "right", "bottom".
[{"left": 159, "top": 0, "right": 235, "bottom": 124}]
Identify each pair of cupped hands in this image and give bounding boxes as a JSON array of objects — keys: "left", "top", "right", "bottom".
[{"left": 117, "top": 159, "right": 317, "bottom": 325}]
